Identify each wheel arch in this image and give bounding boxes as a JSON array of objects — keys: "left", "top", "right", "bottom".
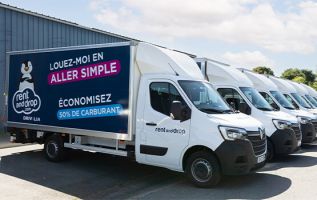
[{"left": 182, "top": 145, "right": 221, "bottom": 171}]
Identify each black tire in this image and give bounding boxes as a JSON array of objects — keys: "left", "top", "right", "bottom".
[
  {"left": 266, "top": 139, "right": 274, "bottom": 162},
  {"left": 185, "top": 151, "right": 221, "bottom": 188},
  {"left": 44, "top": 134, "right": 65, "bottom": 162}
]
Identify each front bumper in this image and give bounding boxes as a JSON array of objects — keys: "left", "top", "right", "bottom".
[
  {"left": 300, "top": 123, "right": 316, "bottom": 144},
  {"left": 270, "top": 129, "right": 298, "bottom": 155},
  {"left": 215, "top": 140, "right": 266, "bottom": 175}
]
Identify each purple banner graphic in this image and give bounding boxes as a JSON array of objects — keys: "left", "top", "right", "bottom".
[{"left": 48, "top": 60, "right": 121, "bottom": 85}]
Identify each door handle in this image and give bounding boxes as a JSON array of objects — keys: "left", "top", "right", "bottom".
[{"left": 146, "top": 122, "right": 157, "bottom": 126}]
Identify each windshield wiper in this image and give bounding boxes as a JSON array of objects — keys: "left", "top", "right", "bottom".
[
  {"left": 284, "top": 106, "right": 295, "bottom": 110},
  {"left": 257, "top": 107, "right": 273, "bottom": 111},
  {"left": 200, "top": 108, "right": 227, "bottom": 114}
]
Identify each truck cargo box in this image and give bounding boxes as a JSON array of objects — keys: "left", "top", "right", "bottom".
[{"left": 6, "top": 42, "right": 133, "bottom": 140}]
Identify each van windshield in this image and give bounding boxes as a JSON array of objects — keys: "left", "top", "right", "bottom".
[
  {"left": 270, "top": 91, "right": 295, "bottom": 110},
  {"left": 240, "top": 87, "right": 273, "bottom": 111},
  {"left": 291, "top": 93, "right": 312, "bottom": 109},
  {"left": 305, "top": 95, "right": 317, "bottom": 108},
  {"left": 178, "top": 80, "right": 232, "bottom": 114}
]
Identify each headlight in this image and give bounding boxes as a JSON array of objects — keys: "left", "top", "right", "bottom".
[
  {"left": 297, "top": 116, "right": 311, "bottom": 124},
  {"left": 218, "top": 126, "right": 247, "bottom": 140},
  {"left": 272, "top": 119, "right": 292, "bottom": 130}
]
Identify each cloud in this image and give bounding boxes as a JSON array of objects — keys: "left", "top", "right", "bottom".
[
  {"left": 221, "top": 51, "right": 275, "bottom": 69},
  {"left": 90, "top": 0, "right": 317, "bottom": 54}
]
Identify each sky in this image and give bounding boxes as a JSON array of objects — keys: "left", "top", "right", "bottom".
[{"left": 1, "top": 0, "right": 317, "bottom": 76}]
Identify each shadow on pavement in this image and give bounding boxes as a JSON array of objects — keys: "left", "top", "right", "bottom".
[
  {"left": 0, "top": 149, "right": 291, "bottom": 200},
  {"left": 260, "top": 154, "right": 317, "bottom": 172},
  {"left": 139, "top": 173, "right": 292, "bottom": 200}
]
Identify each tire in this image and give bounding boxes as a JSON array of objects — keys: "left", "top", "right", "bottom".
[
  {"left": 185, "top": 151, "right": 221, "bottom": 188},
  {"left": 44, "top": 134, "right": 65, "bottom": 162},
  {"left": 266, "top": 139, "right": 274, "bottom": 162}
]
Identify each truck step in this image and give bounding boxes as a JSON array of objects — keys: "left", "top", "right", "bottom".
[{"left": 64, "top": 143, "right": 128, "bottom": 157}]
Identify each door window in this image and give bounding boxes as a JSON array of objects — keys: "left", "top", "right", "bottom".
[
  {"left": 284, "top": 94, "right": 300, "bottom": 109},
  {"left": 150, "top": 82, "right": 186, "bottom": 116},
  {"left": 259, "top": 92, "right": 280, "bottom": 110},
  {"left": 217, "top": 88, "right": 251, "bottom": 114}
]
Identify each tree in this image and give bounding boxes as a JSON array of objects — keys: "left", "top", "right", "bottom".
[
  {"left": 292, "top": 76, "right": 305, "bottom": 83},
  {"left": 301, "top": 69, "right": 316, "bottom": 84},
  {"left": 281, "top": 68, "right": 316, "bottom": 86},
  {"left": 310, "top": 82, "right": 317, "bottom": 91},
  {"left": 281, "top": 68, "right": 305, "bottom": 80},
  {"left": 252, "top": 66, "right": 274, "bottom": 76}
]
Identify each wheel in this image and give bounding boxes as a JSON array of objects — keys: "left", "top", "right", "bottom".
[
  {"left": 44, "top": 134, "right": 65, "bottom": 162},
  {"left": 185, "top": 151, "right": 221, "bottom": 188},
  {"left": 266, "top": 139, "right": 274, "bottom": 162}
]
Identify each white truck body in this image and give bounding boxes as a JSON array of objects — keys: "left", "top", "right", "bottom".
[
  {"left": 269, "top": 76, "right": 317, "bottom": 115},
  {"left": 6, "top": 42, "right": 266, "bottom": 187},
  {"left": 240, "top": 70, "right": 316, "bottom": 143},
  {"left": 195, "top": 58, "right": 300, "bottom": 159}
]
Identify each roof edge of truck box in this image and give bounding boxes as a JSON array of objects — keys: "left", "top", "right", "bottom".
[{"left": 5, "top": 42, "right": 137, "bottom": 141}]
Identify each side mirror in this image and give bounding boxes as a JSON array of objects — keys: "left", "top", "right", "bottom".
[
  {"left": 171, "top": 101, "right": 183, "bottom": 120},
  {"left": 245, "top": 106, "right": 251, "bottom": 115},
  {"left": 171, "top": 101, "right": 191, "bottom": 121},
  {"left": 271, "top": 103, "right": 279, "bottom": 110}
]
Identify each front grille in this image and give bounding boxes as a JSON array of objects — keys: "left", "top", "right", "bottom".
[
  {"left": 312, "top": 121, "right": 317, "bottom": 132},
  {"left": 292, "top": 123, "right": 301, "bottom": 141},
  {"left": 247, "top": 130, "right": 266, "bottom": 156}
]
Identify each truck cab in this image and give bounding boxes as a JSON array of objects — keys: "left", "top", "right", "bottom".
[
  {"left": 269, "top": 76, "right": 317, "bottom": 116},
  {"left": 195, "top": 58, "right": 300, "bottom": 161},
  {"left": 133, "top": 44, "right": 267, "bottom": 187},
  {"left": 240, "top": 70, "right": 316, "bottom": 144},
  {"left": 301, "top": 83, "right": 317, "bottom": 102},
  {"left": 288, "top": 81, "right": 317, "bottom": 110}
]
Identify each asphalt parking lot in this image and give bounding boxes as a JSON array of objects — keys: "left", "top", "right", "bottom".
[{"left": 1, "top": 143, "right": 317, "bottom": 200}]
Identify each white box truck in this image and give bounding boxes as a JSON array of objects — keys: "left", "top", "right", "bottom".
[
  {"left": 301, "top": 83, "right": 317, "bottom": 102},
  {"left": 288, "top": 81, "right": 317, "bottom": 109},
  {"left": 240, "top": 70, "right": 316, "bottom": 144},
  {"left": 269, "top": 76, "right": 317, "bottom": 116},
  {"left": 4, "top": 42, "right": 266, "bottom": 187},
  {"left": 195, "top": 58, "right": 300, "bottom": 161}
]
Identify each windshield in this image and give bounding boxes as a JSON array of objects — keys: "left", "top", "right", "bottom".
[
  {"left": 305, "top": 95, "right": 317, "bottom": 108},
  {"left": 291, "top": 93, "right": 312, "bottom": 109},
  {"left": 179, "top": 80, "right": 232, "bottom": 114},
  {"left": 240, "top": 87, "right": 273, "bottom": 111},
  {"left": 270, "top": 91, "right": 295, "bottom": 110}
]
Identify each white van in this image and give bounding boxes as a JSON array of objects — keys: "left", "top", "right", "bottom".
[
  {"left": 241, "top": 70, "right": 316, "bottom": 144},
  {"left": 6, "top": 42, "right": 267, "bottom": 187},
  {"left": 268, "top": 76, "right": 317, "bottom": 113},
  {"left": 268, "top": 76, "right": 317, "bottom": 135},
  {"left": 195, "top": 58, "right": 300, "bottom": 161},
  {"left": 288, "top": 81, "right": 317, "bottom": 109},
  {"left": 301, "top": 83, "right": 317, "bottom": 102}
]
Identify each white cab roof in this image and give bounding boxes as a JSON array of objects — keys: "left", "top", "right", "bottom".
[
  {"left": 268, "top": 76, "right": 297, "bottom": 93},
  {"left": 239, "top": 69, "right": 278, "bottom": 92},
  {"left": 136, "top": 43, "right": 203, "bottom": 80},
  {"left": 287, "top": 80, "right": 309, "bottom": 95},
  {"left": 200, "top": 59, "right": 253, "bottom": 87},
  {"left": 300, "top": 83, "right": 317, "bottom": 97}
]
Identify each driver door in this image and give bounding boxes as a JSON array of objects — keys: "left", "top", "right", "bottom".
[{"left": 141, "top": 80, "right": 191, "bottom": 169}]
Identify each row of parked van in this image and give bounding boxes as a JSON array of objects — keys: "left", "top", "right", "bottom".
[
  {"left": 6, "top": 42, "right": 317, "bottom": 188},
  {"left": 196, "top": 58, "right": 317, "bottom": 159}
]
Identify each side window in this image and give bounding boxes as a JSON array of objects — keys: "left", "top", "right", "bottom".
[
  {"left": 260, "top": 92, "right": 280, "bottom": 110},
  {"left": 217, "top": 88, "right": 251, "bottom": 114},
  {"left": 284, "top": 94, "right": 299, "bottom": 109},
  {"left": 150, "top": 82, "right": 186, "bottom": 116}
]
